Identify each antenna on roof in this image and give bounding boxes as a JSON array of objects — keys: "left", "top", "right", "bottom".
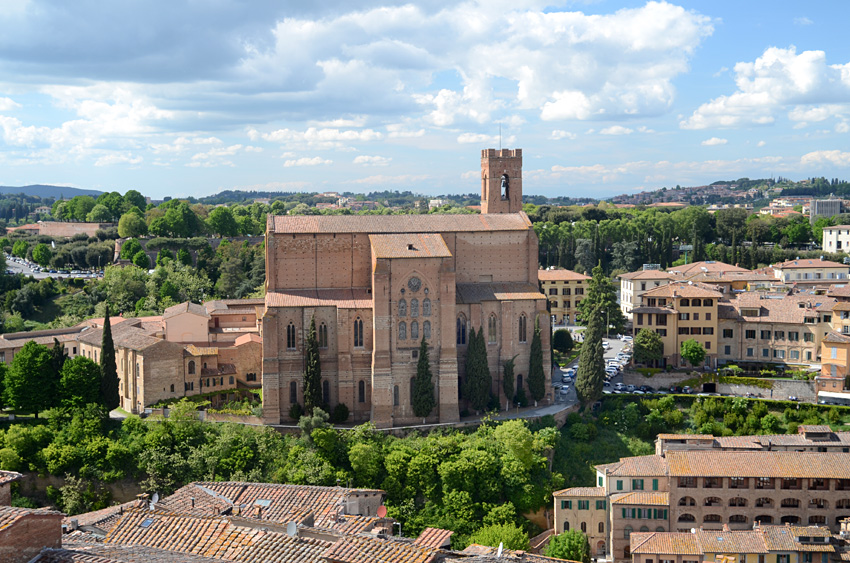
[
  {"left": 149, "top": 492, "right": 159, "bottom": 511},
  {"left": 286, "top": 522, "right": 297, "bottom": 537},
  {"left": 497, "top": 542, "right": 504, "bottom": 558}
]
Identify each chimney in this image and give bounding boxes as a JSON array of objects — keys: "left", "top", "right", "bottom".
[
  {"left": 190, "top": 497, "right": 195, "bottom": 508},
  {"left": 408, "top": 243, "right": 415, "bottom": 250}
]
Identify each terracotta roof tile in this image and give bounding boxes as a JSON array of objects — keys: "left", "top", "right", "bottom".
[
  {"left": 667, "top": 261, "right": 749, "bottom": 276},
  {"left": 618, "top": 270, "right": 675, "bottom": 281},
  {"left": 760, "top": 526, "right": 834, "bottom": 552},
  {"left": 163, "top": 302, "right": 209, "bottom": 319},
  {"left": 726, "top": 293, "right": 834, "bottom": 324},
  {"left": 0, "top": 506, "right": 63, "bottom": 532},
  {"left": 413, "top": 527, "right": 454, "bottom": 548},
  {"left": 610, "top": 492, "right": 669, "bottom": 506},
  {"left": 538, "top": 269, "right": 590, "bottom": 281},
  {"left": 322, "top": 535, "right": 437, "bottom": 563},
  {"left": 776, "top": 258, "right": 847, "bottom": 269},
  {"left": 595, "top": 455, "right": 668, "bottom": 477},
  {"left": 0, "top": 470, "right": 21, "bottom": 485},
  {"left": 666, "top": 450, "right": 850, "bottom": 478},
  {"left": 369, "top": 234, "right": 452, "bottom": 259},
  {"left": 629, "top": 532, "right": 701, "bottom": 555},
  {"left": 266, "top": 289, "right": 373, "bottom": 309},
  {"left": 553, "top": 487, "right": 606, "bottom": 497},
  {"left": 640, "top": 281, "right": 723, "bottom": 299},
  {"left": 694, "top": 530, "right": 768, "bottom": 554},
  {"left": 269, "top": 213, "right": 532, "bottom": 234}
]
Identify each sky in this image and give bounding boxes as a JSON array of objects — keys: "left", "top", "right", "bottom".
[{"left": 0, "top": 1, "right": 849, "bottom": 199}]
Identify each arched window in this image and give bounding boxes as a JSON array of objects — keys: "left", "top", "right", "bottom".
[
  {"left": 781, "top": 515, "right": 800, "bottom": 524},
  {"left": 680, "top": 298, "right": 690, "bottom": 306},
  {"left": 678, "top": 514, "right": 695, "bottom": 523},
  {"left": 704, "top": 299, "right": 713, "bottom": 306},
  {"left": 563, "top": 521, "right": 569, "bottom": 532},
  {"left": 837, "top": 499, "right": 850, "bottom": 509},
  {"left": 756, "top": 515, "right": 774, "bottom": 524},
  {"left": 655, "top": 527, "right": 665, "bottom": 533},
  {"left": 354, "top": 317, "right": 364, "bottom": 347},
  {"left": 703, "top": 514, "right": 722, "bottom": 523},
  {"left": 488, "top": 315, "right": 497, "bottom": 344},
  {"left": 289, "top": 381, "right": 297, "bottom": 404},
  {"left": 287, "top": 322, "right": 296, "bottom": 350},
  {"left": 399, "top": 321, "right": 407, "bottom": 341},
  {"left": 729, "top": 497, "right": 747, "bottom": 507},
  {"left": 810, "top": 498, "right": 828, "bottom": 509},
  {"left": 457, "top": 315, "right": 467, "bottom": 345},
  {"left": 679, "top": 497, "right": 696, "bottom": 506},
  {"left": 624, "top": 526, "right": 632, "bottom": 539},
  {"left": 170, "top": 384, "right": 174, "bottom": 393},
  {"left": 639, "top": 526, "right": 649, "bottom": 532},
  {"left": 423, "top": 321, "right": 431, "bottom": 339},
  {"left": 755, "top": 498, "right": 773, "bottom": 508},
  {"left": 581, "top": 522, "right": 587, "bottom": 533},
  {"left": 411, "top": 321, "right": 419, "bottom": 340},
  {"left": 781, "top": 498, "right": 800, "bottom": 508},
  {"left": 729, "top": 515, "right": 748, "bottom": 524},
  {"left": 596, "top": 541, "right": 606, "bottom": 557},
  {"left": 704, "top": 497, "right": 721, "bottom": 506},
  {"left": 358, "top": 380, "right": 366, "bottom": 403},
  {"left": 598, "top": 522, "right": 604, "bottom": 533},
  {"left": 410, "top": 299, "right": 419, "bottom": 317},
  {"left": 393, "top": 385, "right": 399, "bottom": 406},
  {"left": 423, "top": 298, "right": 431, "bottom": 316},
  {"left": 318, "top": 322, "right": 328, "bottom": 348},
  {"left": 188, "top": 360, "right": 196, "bottom": 375},
  {"left": 519, "top": 314, "right": 527, "bottom": 343},
  {"left": 322, "top": 380, "right": 330, "bottom": 405},
  {"left": 398, "top": 299, "right": 407, "bottom": 317}
]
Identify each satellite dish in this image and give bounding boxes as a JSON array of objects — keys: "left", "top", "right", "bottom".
[
  {"left": 691, "top": 528, "right": 696, "bottom": 534},
  {"left": 497, "top": 542, "right": 504, "bottom": 557},
  {"left": 286, "top": 522, "right": 297, "bottom": 537},
  {"left": 376, "top": 505, "right": 387, "bottom": 518},
  {"left": 151, "top": 492, "right": 160, "bottom": 504}
]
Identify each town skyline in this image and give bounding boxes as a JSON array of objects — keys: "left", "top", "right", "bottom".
[{"left": 0, "top": 1, "right": 848, "bottom": 198}]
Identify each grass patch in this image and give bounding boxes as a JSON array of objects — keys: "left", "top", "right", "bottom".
[{"left": 636, "top": 368, "right": 661, "bottom": 378}]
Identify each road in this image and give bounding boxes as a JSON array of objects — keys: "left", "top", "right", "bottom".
[
  {"left": 5, "top": 255, "right": 102, "bottom": 280},
  {"left": 552, "top": 328, "right": 630, "bottom": 405}
]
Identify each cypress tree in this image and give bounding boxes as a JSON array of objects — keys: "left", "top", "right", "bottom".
[
  {"left": 50, "top": 337, "right": 68, "bottom": 403},
  {"left": 412, "top": 336, "right": 435, "bottom": 420},
  {"left": 527, "top": 316, "right": 545, "bottom": 403},
  {"left": 575, "top": 304, "right": 604, "bottom": 408},
  {"left": 463, "top": 327, "right": 491, "bottom": 413},
  {"left": 303, "top": 316, "right": 322, "bottom": 414},
  {"left": 502, "top": 355, "right": 517, "bottom": 410},
  {"left": 99, "top": 305, "right": 120, "bottom": 412}
]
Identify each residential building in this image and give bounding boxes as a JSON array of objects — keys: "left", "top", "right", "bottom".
[
  {"left": 539, "top": 269, "right": 590, "bottom": 325},
  {"left": 656, "top": 426, "right": 850, "bottom": 454},
  {"left": 631, "top": 281, "right": 722, "bottom": 368},
  {"left": 811, "top": 199, "right": 842, "bottom": 223},
  {"left": 556, "top": 447, "right": 850, "bottom": 562},
  {"left": 717, "top": 293, "right": 835, "bottom": 367},
  {"left": 0, "top": 471, "right": 21, "bottom": 506},
  {"left": 262, "top": 149, "right": 551, "bottom": 428},
  {"left": 619, "top": 269, "right": 676, "bottom": 320},
  {"left": 0, "top": 506, "right": 63, "bottom": 563},
  {"left": 630, "top": 525, "right": 835, "bottom": 563},
  {"left": 667, "top": 261, "right": 749, "bottom": 277},
  {"left": 675, "top": 271, "right": 775, "bottom": 295},
  {"left": 772, "top": 259, "right": 850, "bottom": 284},
  {"left": 822, "top": 225, "right": 850, "bottom": 253}
]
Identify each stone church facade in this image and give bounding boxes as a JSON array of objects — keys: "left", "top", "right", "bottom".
[{"left": 261, "top": 149, "right": 551, "bottom": 427}]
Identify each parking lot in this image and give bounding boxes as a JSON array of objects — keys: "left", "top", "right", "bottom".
[
  {"left": 5, "top": 255, "right": 103, "bottom": 280},
  {"left": 553, "top": 334, "right": 632, "bottom": 403}
]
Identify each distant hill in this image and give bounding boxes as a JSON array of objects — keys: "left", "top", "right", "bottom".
[{"left": 0, "top": 184, "right": 104, "bottom": 199}]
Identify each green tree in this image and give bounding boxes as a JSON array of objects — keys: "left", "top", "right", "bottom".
[
  {"left": 545, "top": 530, "right": 590, "bottom": 563},
  {"left": 11, "top": 240, "right": 27, "bottom": 258},
  {"left": 412, "top": 336, "right": 435, "bottom": 420},
  {"left": 633, "top": 328, "right": 663, "bottom": 365},
  {"left": 86, "top": 204, "right": 112, "bottom": 223},
  {"left": 123, "top": 189, "right": 146, "bottom": 211},
  {"left": 575, "top": 302, "right": 604, "bottom": 408},
  {"left": 576, "top": 264, "right": 625, "bottom": 335},
  {"left": 502, "top": 355, "right": 517, "bottom": 410},
  {"left": 207, "top": 206, "right": 240, "bottom": 237},
  {"left": 552, "top": 329, "right": 574, "bottom": 354},
  {"left": 467, "top": 522, "right": 530, "bottom": 551},
  {"left": 118, "top": 213, "right": 148, "bottom": 238},
  {"left": 103, "top": 265, "right": 149, "bottom": 313},
  {"left": 4, "top": 341, "right": 55, "bottom": 416},
  {"left": 176, "top": 248, "right": 193, "bottom": 266},
  {"left": 303, "top": 317, "right": 322, "bottom": 414},
  {"left": 60, "top": 356, "right": 102, "bottom": 409},
  {"left": 132, "top": 250, "right": 150, "bottom": 269},
  {"left": 156, "top": 248, "right": 174, "bottom": 266},
  {"left": 680, "top": 338, "right": 706, "bottom": 369},
  {"left": 100, "top": 307, "right": 119, "bottom": 412},
  {"left": 32, "top": 243, "right": 52, "bottom": 267},
  {"left": 119, "top": 238, "right": 143, "bottom": 260},
  {"left": 50, "top": 338, "right": 68, "bottom": 389},
  {"left": 527, "top": 316, "right": 545, "bottom": 403},
  {"left": 67, "top": 196, "right": 96, "bottom": 221},
  {"left": 463, "top": 327, "right": 491, "bottom": 413}
]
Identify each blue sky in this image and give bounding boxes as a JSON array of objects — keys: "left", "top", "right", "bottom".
[{"left": 0, "top": 1, "right": 849, "bottom": 199}]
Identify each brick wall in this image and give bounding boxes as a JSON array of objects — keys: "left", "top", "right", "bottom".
[
  {"left": 39, "top": 222, "right": 114, "bottom": 238},
  {"left": 0, "top": 513, "right": 62, "bottom": 563}
]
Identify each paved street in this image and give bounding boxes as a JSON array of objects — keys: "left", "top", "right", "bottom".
[
  {"left": 5, "top": 255, "right": 103, "bottom": 280},
  {"left": 551, "top": 326, "right": 631, "bottom": 406}
]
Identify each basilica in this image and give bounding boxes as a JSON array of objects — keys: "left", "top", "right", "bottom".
[{"left": 261, "top": 149, "right": 551, "bottom": 427}]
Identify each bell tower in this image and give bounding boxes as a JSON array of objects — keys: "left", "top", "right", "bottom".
[{"left": 481, "top": 148, "right": 522, "bottom": 214}]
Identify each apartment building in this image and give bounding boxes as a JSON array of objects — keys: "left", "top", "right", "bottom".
[
  {"left": 772, "top": 259, "right": 850, "bottom": 284},
  {"left": 717, "top": 293, "right": 835, "bottom": 367},
  {"left": 667, "top": 261, "right": 749, "bottom": 278},
  {"left": 810, "top": 199, "right": 842, "bottom": 222},
  {"left": 555, "top": 444, "right": 850, "bottom": 562},
  {"left": 630, "top": 525, "right": 835, "bottom": 563},
  {"left": 619, "top": 269, "right": 676, "bottom": 320},
  {"left": 539, "top": 268, "right": 590, "bottom": 324},
  {"left": 631, "top": 282, "right": 722, "bottom": 368},
  {"left": 823, "top": 225, "right": 850, "bottom": 253}
]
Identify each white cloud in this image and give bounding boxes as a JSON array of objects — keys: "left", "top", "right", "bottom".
[
  {"left": 600, "top": 126, "right": 633, "bottom": 135},
  {"left": 353, "top": 155, "right": 391, "bottom": 166},
  {"left": 283, "top": 156, "right": 332, "bottom": 167},
  {"left": 801, "top": 150, "right": 850, "bottom": 167},
  {"left": 681, "top": 46, "right": 850, "bottom": 130},
  {"left": 701, "top": 137, "right": 727, "bottom": 146},
  {"left": 0, "top": 97, "right": 21, "bottom": 111},
  {"left": 94, "top": 153, "right": 143, "bottom": 167},
  {"left": 261, "top": 127, "right": 383, "bottom": 149},
  {"left": 350, "top": 173, "right": 429, "bottom": 185},
  {"left": 550, "top": 130, "right": 576, "bottom": 140},
  {"left": 757, "top": 140, "right": 766, "bottom": 147},
  {"left": 837, "top": 122, "right": 850, "bottom": 133},
  {"left": 386, "top": 123, "right": 425, "bottom": 138},
  {"left": 794, "top": 17, "right": 813, "bottom": 25}
]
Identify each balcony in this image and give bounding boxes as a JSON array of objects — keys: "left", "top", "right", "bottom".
[{"left": 703, "top": 477, "right": 722, "bottom": 489}]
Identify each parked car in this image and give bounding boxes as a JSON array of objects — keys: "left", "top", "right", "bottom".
[
  {"left": 626, "top": 384, "right": 636, "bottom": 392},
  {"left": 788, "top": 395, "right": 799, "bottom": 402},
  {"left": 682, "top": 386, "right": 692, "bottom": 394}
]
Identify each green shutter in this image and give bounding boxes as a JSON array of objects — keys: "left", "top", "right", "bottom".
[
  {"left": 598, "top": 476, "right": 603, "bottom": 487},
  {"left": 561, "top": 500, "right": 567, "bottom": 509},
  {"left": 653, "top": 509, "right": 657, "bottom": 519},
  {"left": 567, "top": 500, "right": 572, "bottom": 509},
  {"left": 622, "top": 508, "right": 627, "bottom": 518},
  {"left": 617, "top": 480, "right": 623, "bottom": 491},
  {"left": 653, "top": 478, "right": 658, "bottom": 491},
  {"left": 631, "top": 508, "right": 636, "bottom": 519}
]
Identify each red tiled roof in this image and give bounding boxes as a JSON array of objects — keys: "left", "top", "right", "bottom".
[
  {"left": 322, "top": 535, "right": 437, "bottom": 563},
  {"left": 595, "top": 455, "right": 668, "bottom": 477},
  {"left": 413, "top": 527, "right": 454, "bottom": 549},
  {"left": 0, "top": 506, "right": 63, "bottom": 532},
  {"left": 618, "top": 270, "right": 675, "bottom": 281},
  {"left": 266, "top": 289, "right": 373, "bottom": 309},
  {"left": 269, "top": 213, "right": 532, "bottom": 234},
  {"left": 667, "top": 261, "right": 749, "bottom": 276},
  {"left": 629, "top": 532, "right": 701, "bottom": 555},
  {"left": 776, "top": 258, "right": 847, "bottom": 269},
  {"left": 640, "top": 281, "right": 723, "bottom": 299},
  {"left": 456, "top": 283, "right": 545, "bottom": 303},
  {"left": 538, "top": 269, "right": 590, "bottom": 281},
  {"left": 666, "top": 450, "right": 850, "bottom": 478},
  {"left": 553, "top": 487, "right": 605, "bottom": 497},
  {"left": 369, "top": 234, "right": 452, "bottom": 259},
  {"left": 0, "top": 470, "right": 21, "bottom": 485},
  {"left": 610, "top": 491, "right": 669, "bottom": 506}
]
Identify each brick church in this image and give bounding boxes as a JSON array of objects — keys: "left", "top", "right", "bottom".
[{"left": 261, "top": 149, "right": 551, "bottom": 427}]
